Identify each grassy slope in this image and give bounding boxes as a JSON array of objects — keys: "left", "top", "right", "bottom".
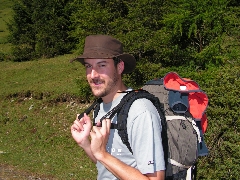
[
  {"left": 0, "top": 54, "right": 84, "bottom": 98},
  {"left": 0, "top": 56, "right": 98, "bottom": 179}
]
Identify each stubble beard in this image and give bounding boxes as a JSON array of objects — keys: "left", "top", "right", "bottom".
[{"left": 90, "top": 72, "right": 119, "bottom": 98}]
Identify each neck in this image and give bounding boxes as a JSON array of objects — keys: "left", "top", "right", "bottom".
[{"left": 101, "top": 82, "right": 127, "bottom": 104}]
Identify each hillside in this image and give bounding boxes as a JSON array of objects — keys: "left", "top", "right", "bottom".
[{"left": 0, "top": 55, "right": 99, "bottom": 179}]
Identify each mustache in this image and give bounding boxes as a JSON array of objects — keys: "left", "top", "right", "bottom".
[{"left": 89, "top": 78, "right": 104, "bottom": 84}]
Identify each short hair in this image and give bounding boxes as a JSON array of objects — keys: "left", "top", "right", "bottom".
[{"left": 113, "top": 57, "right": 121, "bottom": 67}]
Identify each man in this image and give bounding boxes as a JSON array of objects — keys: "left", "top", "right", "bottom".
[{"left": 70, "top": 35, "right": 165, "bottom": 179}]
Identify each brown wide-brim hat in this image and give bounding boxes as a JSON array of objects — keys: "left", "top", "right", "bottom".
[{"left": 70, "top": 35, "right": 136, "bottom": 74}]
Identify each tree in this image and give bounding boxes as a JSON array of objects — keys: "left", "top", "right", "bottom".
[
  {"left": 8, "top": 0, "right": 74, "bottom": 61},
  {"left": 69, "top": 0, "right": 164, "bottom": 58},
  {"left": 69, "top": 0, "right": 240, "bottom": 69},
  {"left": 154, "top": 0, "right": 240, "bottom": 68},
  {"left": 7, "top": 0, "right": 36, "bottom": 61},
  {"left": 69, "top": 0, "right": 130, "bottom": 54},
  {"left": 32, "top": 0, "right": 74, "bottom": 58}
]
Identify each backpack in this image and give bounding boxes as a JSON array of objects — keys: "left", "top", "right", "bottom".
[{"left": 78, "top": 72, "right": 209, "bottom": 180}]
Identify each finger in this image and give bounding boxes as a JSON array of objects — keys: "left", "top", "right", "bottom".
[
  {"left": 71, "top": 124, "right": 80, "bottom": 132},
  {"left": 72, "top": 120, "right": 84, "bottom": 131},
  {"left": 75, "top": 114, "right": 84, "bottom": 125},
  {"left": 100, "top": 119, "right": 111, "bottom": 134},
  {"left": 76, "top": 114, "right": 82, "bottom": 120},
  {"left": 89, "top": 129, "right": 97, "bottom": 140},
  {"left": 83, "top": 113, "right": 91, "bottom": 124},
  {"left": 101, "top": 119, "right": 107, "bottom": 133},
  {"left": 77, "top": 113, "right": 87, "bottom": 123},
  {"left": 92, "top": 125, "right": 101, "bottom": 136},
  {"left": 72, "top": 120, "right": 83, "bottom": 130},
  {"left": 105, "top": 118, "right": 111, "bottom": 133},
  {"left": 95, "top": 117, "right": 102, "bottom": 127},
  {"left": 96, "top": 120, "right": 101, "bottom": 127},
  {"left": 90, "top": 127, "right": 98, "bottom": 140}
]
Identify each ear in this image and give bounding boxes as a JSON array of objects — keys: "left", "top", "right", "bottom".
[{"left": 117, "top": 60, "right": 124, "bottom": 75}]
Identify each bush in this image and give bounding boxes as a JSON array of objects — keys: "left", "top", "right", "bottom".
[
  {"left": 0, "top": 52, "right": 5, "bottom": 61},
  {"left": 75, "top": 77, "right": 93, "bottom": 103}
]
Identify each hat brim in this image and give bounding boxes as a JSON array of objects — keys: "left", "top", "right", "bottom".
[{"left": 70, "top": 52, "right": 136, "bottom": 74}]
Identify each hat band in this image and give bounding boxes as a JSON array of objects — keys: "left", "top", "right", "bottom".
[{"left": 83, "top": 46, "right": 123, "bottom": 56}]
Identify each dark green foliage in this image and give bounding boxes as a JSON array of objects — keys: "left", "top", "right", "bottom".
[
  {"left": 7, "top": 0, "right": 240, "bottom": 66},
  {"left": 75, "top": 77, "right": 93, "bottom": 102},
  {"left": 7, "top": 0, "right": 36, "bottom": 61},
  {"left": 194, "top": 65, "right": 240, "bottom": 179},
  {"left": 69, "top": 0, "right": 165, "bottom": 61},
  {"left": 7, "top": 0, "right": 74, "bottom": 61},
  {"left": 32, "top": 0, "right": 74, "bottom": 58},
  {"left": 155, "top": 0, "right": 240, "bottom": 68},
  {"left": 70, "top": 0, "right": 239, "bottom": 71},
  {"left": 69, "top": 0, "right": 131, "bottom": 54}
]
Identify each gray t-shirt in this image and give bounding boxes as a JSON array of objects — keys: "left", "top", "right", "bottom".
[{"left": 95, "top": 91, "right": 165, "bottom": 180}]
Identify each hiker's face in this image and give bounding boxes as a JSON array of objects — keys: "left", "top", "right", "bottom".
[{"left": 84, "top": 58, "right": 121, "bottom": 98}]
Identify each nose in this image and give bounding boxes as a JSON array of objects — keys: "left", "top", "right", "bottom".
[{"left": 91, "top": 69, "right": 99, "bottom": 78}]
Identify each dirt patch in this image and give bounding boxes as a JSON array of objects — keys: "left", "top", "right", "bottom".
[
  {"left": 5, "top": 91, "right": 89, "bottom": 104},
  {"left": 0, "top": 164, "right": 55, "bottom": 180}
]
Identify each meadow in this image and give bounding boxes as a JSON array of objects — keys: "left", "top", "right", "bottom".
[{"left": 0, "top": 55, "right": 99, "bottom": 179}]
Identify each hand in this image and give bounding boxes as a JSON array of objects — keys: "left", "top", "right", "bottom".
[
  {"left": 71, "top": 113, "right": 92, "bottom": 148},
  {"left": 90, "top": 119, "right": 111, "bottom": 160}
]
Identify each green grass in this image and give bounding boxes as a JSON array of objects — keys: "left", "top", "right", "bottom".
[
  {"left": 0, "top": 54, "right": 84, "bottom": 98},
  {"left": 0, "top": 0, "right": 13, "bottom": 53},
  {"left": 0, "top": 56, "right": 98, "bottom": 179}
]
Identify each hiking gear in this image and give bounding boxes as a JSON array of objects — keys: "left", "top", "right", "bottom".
[
  {"left": 70, "top": 35, "right": 136, "bottom": 74},
  {"left": 78, "top": 72, "right": 209, "bottom": 180},
  {"left": 142, "top": 72, "right": 209, "bottom": 179}
]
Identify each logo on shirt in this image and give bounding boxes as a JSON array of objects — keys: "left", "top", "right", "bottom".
[
  {"left": 148, "top": 160, "right": 155, "bottom": 165},
  {"left": 108, "top": 147, "right": 123, "bottom": 156}
]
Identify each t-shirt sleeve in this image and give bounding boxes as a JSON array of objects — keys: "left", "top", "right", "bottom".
[{"left": 127, "top": 98, "right": 166, "bottom": 174}]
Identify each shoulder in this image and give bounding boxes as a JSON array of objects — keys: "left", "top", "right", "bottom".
[
  {"left": 129, "top": 98, "right": 159, "bottom": 115},
  {"left": 126, "top": 97, "right": 161, "bottom": 129}
]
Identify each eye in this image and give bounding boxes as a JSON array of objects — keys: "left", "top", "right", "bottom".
[
  {"left": 100, "top": 64, "right": 106, "bottom": 67},
  {"left": 84, "top": 64, "right": 92, "bottom": 69},
  {"left": 98, "top": 63, "right": 106, "bottom": 67}
]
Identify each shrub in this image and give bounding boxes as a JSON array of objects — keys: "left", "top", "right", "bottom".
[{"left": 75, "top": 77, "right": 93, "bottom": 103}]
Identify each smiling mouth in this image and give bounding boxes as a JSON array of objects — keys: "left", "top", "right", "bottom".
[{"left": 91, "top": 79, "right": 104, "bottom": 86}]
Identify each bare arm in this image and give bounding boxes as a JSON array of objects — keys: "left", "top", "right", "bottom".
[
  {"left": 90, "top": 119, "right": 165, "bottom": 180},
  {"left": 97, "top": 152, "right": 165, "bottom": 180}
]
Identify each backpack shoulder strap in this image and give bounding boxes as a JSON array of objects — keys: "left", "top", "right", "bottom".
[
  {"left": 78, "top": 98, "right": 103, "bottom": 121},
  {"left": 116, "top": 90, "right": 167, "bottom": 156},
  {"left": 91, "top": 90, "right": 168, "bottom": 160}
]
